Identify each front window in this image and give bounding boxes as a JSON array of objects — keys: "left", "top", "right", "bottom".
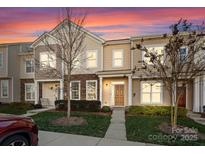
[
  {"left": 143, "top": 46, "right": 164, "bottom": 64},
  {"left": 113, "top": 49, "right": 123, "bottom": 67},
  {"left": 141, "top": 81, "right": 162, "bottom": 104},
  {"left": 25, "top": 59, "right": 34, "bottom": 73},
  {"left": 40, "top": 52, "right": 56, "bottom": 69},
  {"left": 25, "top": 83, "right": 35, "bottom": 101},
  {"left": 87, "top": 50, "right": 97, "bottom": 68},
  {"left": 70, "top": 81, "right": 80, "bottom": 100},
  {"left": 86, "top": 80, "right": 97, "bottom": 100},
  {"left": 0, "top": 53, "right": 3, "bottom": 68},
  {"left": 179, "top": 47, "right": 188, "bottom": 61},
  {"left": 1, "top": 80, "right": 9, "bottom": 98}
]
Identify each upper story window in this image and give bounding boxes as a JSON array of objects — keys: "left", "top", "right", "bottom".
[
  {"left": 112, "top": 49, "right": 124, "bottom": 67},
  {"left": 25, "top": 83, "right": 35, "bottom": 101},
  {"left": 179, "top": 47, "right": 188, "bottom": 61},
  {"left": 70, "top": 81, "right": 80, "bottom": 100},
  {"left": 86, "top": 80, "right": 97, "bottom": 100},
  {"left": 25, "top": 59, "right": 34, "bottom": 73},
  {"left": 87, "top": 50, "right": 97, "bottom": 68},
  {"left": 143, "top": 46, "right": 164, "bottom": 64},
  {"left": 141, "top": 81, "right": 162, "bottom": 104},
  {"left": 1, "top": 80, "right": 9, "bottom": 98},
  {"left": 40, "top": 52, "right": 56, "bottom": 69},
  {"left": 0, "top": 52, "right": 3, "bottom": 68}
]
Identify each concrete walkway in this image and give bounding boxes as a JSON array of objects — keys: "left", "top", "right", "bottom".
[
  {"left": 38, "top": 131, "right": 150, "bottom": 146},
  {"left": 22, "top": 107, "right": 54, "bottom": 117},
  {"left": 104, "top": 107, "right": 126, "bottom": 140},
  {"left": 187, "top": 111, "right": 205, "bottom": 125}
]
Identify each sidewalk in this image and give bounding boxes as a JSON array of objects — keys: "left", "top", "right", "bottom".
[
  {"left": 187, "top": 112, "right": 205, "bottom": 125},
  {"left": 104, "top": 107, "right": 126, "bottom": 140},
  {"left": 38, "top": 131, "right": 149, "bottom": 146}
]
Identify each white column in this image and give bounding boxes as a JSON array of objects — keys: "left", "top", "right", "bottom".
[
  {"left": 128, "top": 75, "right": 132, "bottom": 106},
  {"left": 34, "top": 81, "right": 39, "bottom": 105},
  {"left": 193, "top": 77, "right": 200, "bottom": 112},
  {"left": 99, "top": 77, "right": 103, "bottom": 105},
  {"left": 186, "top": 83, "right": 189, "bottom": 110},
  {"left": 60, "top": 79, "right": 64, "bottom": 100},
  {"left": 203, "top": 75, "right": 205, "bottom": 110}
]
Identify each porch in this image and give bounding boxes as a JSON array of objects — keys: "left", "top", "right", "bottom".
[
  {"left": 34, "top": 79, "right": 64, "bottom": 107},
  {"left": 98, "top": 73, "right": 132, "bottom": 107}
]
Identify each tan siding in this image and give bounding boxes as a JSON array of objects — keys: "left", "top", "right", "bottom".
[
  {"left": 103, "top": 43, "right": 131, "bottom": 71},
  {"left": 132, "top": 38, "right": 169, "bottom": 76}
]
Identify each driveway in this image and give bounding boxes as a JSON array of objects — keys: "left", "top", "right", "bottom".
[{"left": 38, "top": 131, "right": 155, "bottom": 146}]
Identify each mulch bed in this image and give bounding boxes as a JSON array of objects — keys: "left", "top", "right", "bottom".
[{"left": 51, "top": 116, "right": 88, "bottom": 126}]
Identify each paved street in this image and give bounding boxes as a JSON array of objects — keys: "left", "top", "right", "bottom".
[{"left": 38, "top": 131, "right": 151, "bottom": 146}]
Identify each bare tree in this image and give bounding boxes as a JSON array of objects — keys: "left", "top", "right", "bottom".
[
  {"left": 132, "top": 19, "right": 205, "bottom": 127},
  {"left": 34, "top": 8, "right": 87, "bottom": 119}
]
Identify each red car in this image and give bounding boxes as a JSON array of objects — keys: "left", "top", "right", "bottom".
[{"left": 0, "top": 114, "right": 38, "bottom": 146}]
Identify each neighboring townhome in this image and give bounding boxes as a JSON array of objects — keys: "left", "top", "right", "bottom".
[
  {"left": 130, "top": 35, "right": 193, "bottom": 111},
  {"left": 0, "top": 42, "right": 33, "bottom": 103},
  {"left": 31, "top": 20, "right": 105, "bottom": 107}
]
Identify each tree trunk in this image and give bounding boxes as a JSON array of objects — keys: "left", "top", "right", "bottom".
[{"left": 67, "top": 75, "right": 71, "bottom": 119}]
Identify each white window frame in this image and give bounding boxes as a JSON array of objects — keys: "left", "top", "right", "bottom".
[
  {"left": 0, "top": 52, "right": 3, "bottom": 68},
  {"left": 25, "top": 59, "right": 34, "bottom": 74},
  {"left": 86, "top": 80, "right": 98, "bottom": 100},
  {"left": 179, "top": 46, "right": 188, "bottom": 62},
  {"left": 39, "top": 52, "right": 56, "bottom": 70},
  {"left": 86, "top": 50, "right": 98, "bottom": 68},
  {"left": 142, "top": 45, "right": 165, "bottom": 65},
  {"left": 70, "top": 81, "right": 81, "bottom": 100},
  {"left": 140, "top": 81, "right": 163, "bottom": 104},
  {"left": 25, "top": 83, "right": 35, "bottom": 101},
  {"left": 112, "top": 49, "right": 124, "bottom": 68},
  {"left": 1, "top": 80, "right": 9, "bottom": 98}
]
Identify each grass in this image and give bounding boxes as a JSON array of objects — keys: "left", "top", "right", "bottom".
[
  {"left": 126, "top": 115, "right": 205, "bottom": 145},
  {"left": 0, "top": 102, "right": 34, "bottom": 115},
  {"left": 32, "top": 111, "right": 111, "bottom": 138}
]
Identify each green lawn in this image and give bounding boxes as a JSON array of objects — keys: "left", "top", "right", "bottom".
[
  {"left": 32, "top": 111, "right": 111, "bottom": 138},
  {"left": 126, "top": 115, "right": 205, "bottom": 145},
  {"left": 0, "top": 103, "right": 34, "bottom": 115}
]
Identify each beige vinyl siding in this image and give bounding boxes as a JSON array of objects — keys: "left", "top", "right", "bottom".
[
  {"left": 132, "top": 38, "right": 168, "bottom": 71},
  {"left": 103, "top": 43, "right": 131, "bottom": 71}
]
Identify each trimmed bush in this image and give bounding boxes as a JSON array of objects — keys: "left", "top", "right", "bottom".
[
  {"left": 33, "top": 104, "right": 43, "bottom": 109},
  {"left": 55, "top": 100, "right": 101, "bottom": 112},
  {"left": 128, "top": 106, "right": 187, "bottom": 117},
  {"left": 101, "top": 106, "right": 111, "bottom": 113}
]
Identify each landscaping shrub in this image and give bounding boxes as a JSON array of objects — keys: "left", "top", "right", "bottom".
[
  {"left": 10, "top": 102, "right": 34, "bottom": 110},
  {"left": 128, "top": 106, "right": 187, "bottom": 117},
  {"left": 55, "top": 100, "right": 101, "bottom": 112},
  {"left": 101, "top": 106, "right": 111, "bottom": 113},
  {"left": 33, "top": 104, "right": 43, "bottom": 109}
]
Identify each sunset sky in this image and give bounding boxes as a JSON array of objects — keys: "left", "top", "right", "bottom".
[{"left": 0, "top": 7, "right": 205, "bottom": 43}]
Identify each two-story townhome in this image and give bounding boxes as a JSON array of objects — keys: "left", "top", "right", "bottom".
[
  {"left": 0, "top": 19, "right": 205, "bottom": 113},
  {"left": 0, "top": 42, "right": 33, "bottom": 103}
]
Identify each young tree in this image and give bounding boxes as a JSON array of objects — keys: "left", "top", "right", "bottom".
[
  {"left": 132, "top": 19, "right": 205, "bottom": 127},
  {"left": 35, "top": 8, "right": 87, "bottom": 119}
]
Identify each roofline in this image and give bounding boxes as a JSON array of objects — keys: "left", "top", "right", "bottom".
[
  {"left": 31, "top": 19, "right": 105, "bottom": 48},
  {"left": 0, "top": 42, "right": 32, "bottom": 46}
]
